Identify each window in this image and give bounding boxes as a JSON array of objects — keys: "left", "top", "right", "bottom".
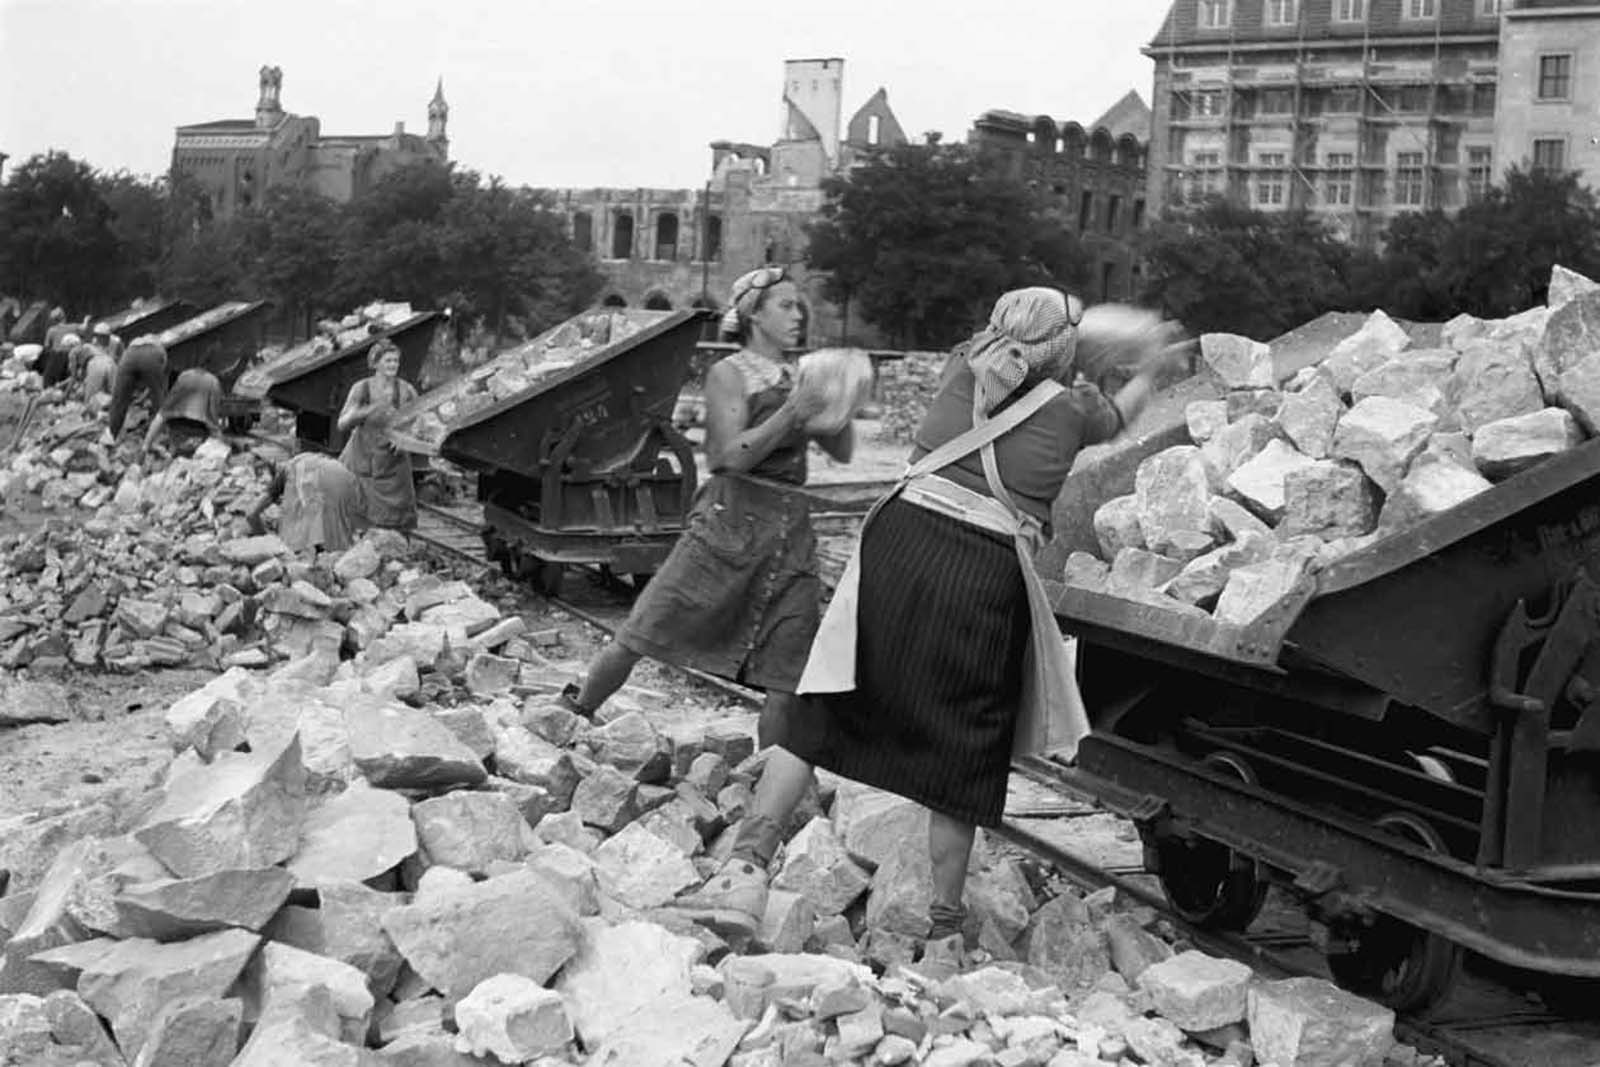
[
  {"left": 1333, "top": 0, "right": 1365, "bottom": 19},
  {"left": 654, "top": 212, "right": 679, "bottom": 260},
  {"left": 1403, "top": 0, "right": 1435, "bottom": 19},
  {"left": 705, "top": 215, "right": 723, "bottom": 261},
  {"left": 1324, "top": 152, "right": 1355, "bottom": 205},
  {"left": 1397, "top": 86, "right": 1431, "bottom": 112},
  {"left": 1538, "top": 55, "right": 1573, "bottom": 101},
  {"left": 611, "top": 212, "right": 634, "bottom": 259},
  {"left": 1265, "top": 0, "right": 1297, "bottom": 25},
  {"left": 867, "top": 114, "right": 882, "bottom": 145},
  {"left": 1473, "top": 83, "right": 1497, "bottom": 115},
  {"left": 1256, "top": 153, "right": 1287, "bottom": 206},
  {"left": 1395, "top": 152, "right": 1425, "bottom": 206},
  {"left": 1198, "top": 0, "right": 1231, "bottom": 29},
  {"left": 1195, "top": 90, "right": 1224, "bottom": 117},
  {"left": 573, "top": 211, "right": 593, "bottom": 253},
  {"left": 1326, "top": 88, "right": 1361, "bottom": 114},
  {"left": 1108, "top": 195, "right": 1123, "bottom": 234},
  {"left": 1132, "top": 199, "right": 1146, "bottom": 228},
  {"left": 1479, "top": 0, "right": 1500, "bottom": 13},
  {"left": 1260, "top": 90, "right": 1294, "bottom": 115},
  {"left": 1187, "top": 151, "right": 1223, "bottom": 202},
  {"left": 1467, "top": 147, "right": 1493, "bottom": 201},
  {"left": 1533, "top": 138, "right": 1567, "bottom": 172},
  {"left": 1079, "top": 190, "right": 1096, "bottom": 231}
]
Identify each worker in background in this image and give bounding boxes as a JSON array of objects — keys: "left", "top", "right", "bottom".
[
  {"left": 81, "top": 344, "right": 118, "bottom": 410},
  {"left": 40, "top": 330, "right": 78, "bottom": 389},
  {"left": 67, "top": 333, "right": 103, "bottom": 387},
  {"left": 141, "top": 367, "right": 223, "bottom": 455},
  {"left": 246, "top": 450, "right": 367, "bottom": 553},
  {"left": 93, "top": 322, "right": 124, "bottom": 362},
  {"left": 104, "top": 334, "right": 168, "bottom": 442},
  {"left": 41, "top": 307, "right": 71, "bottom": 358}
]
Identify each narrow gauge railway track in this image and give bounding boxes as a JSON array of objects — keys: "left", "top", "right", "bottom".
[{"left": 407, "top": 501, "right": 1583, "bottom": 1067}]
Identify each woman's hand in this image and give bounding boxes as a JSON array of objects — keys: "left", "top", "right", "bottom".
[{"left": 783, "top": 385, "right": 829, "bottom": 425}]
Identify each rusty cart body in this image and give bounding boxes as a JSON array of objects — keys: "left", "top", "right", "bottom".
[
  {"left": 1047, "top": 403, "right": 1600, "bottom": 1015},
  {"left": 157, "top": 301, "right": 273, "bottom": 426},
  {"left": 233, "top": 310, "right": 444, "bottom": 451},
  {"left": 388, "top": 308, "right": 707, "bottom": 595}
]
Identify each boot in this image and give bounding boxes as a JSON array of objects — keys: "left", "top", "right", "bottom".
[
  {"left": 671, "top": 815, "right": 783, "bottom": 940},
  {"left": 558, "top": 682, "right": 596, "bottom": 721}
]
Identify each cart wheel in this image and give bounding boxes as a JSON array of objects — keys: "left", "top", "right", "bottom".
[
  {"left": 531, "top": 560, "right": 564, "bottom": 598},
  {"left": 1153, "top": 752, "right": 1269, "bottom": 931},
  {"left": 1325, "top": 811, "right": 1462, "bottom": 1016},
  {"left": 1535, "top": 976, "right": 1600, "bottom": 1020}
]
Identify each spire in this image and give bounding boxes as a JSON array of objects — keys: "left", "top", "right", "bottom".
[
  {"left": 430, "top": 78, "right": 448, "bottom": 115},
  {"left": 427, "top": 77, "right": 449, "bottom": 151}
]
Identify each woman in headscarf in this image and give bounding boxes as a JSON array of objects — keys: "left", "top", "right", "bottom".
[
  {"left": 677, "top": 287, "right": 1181, "bottom": 943},
  {"left": 338, "top": 340, "right": 419, "bottom": 531},
  {"left": 561, "top": 266, "right": 851, "bottom": 744}
]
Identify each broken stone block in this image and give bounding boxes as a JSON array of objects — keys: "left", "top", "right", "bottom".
[
  {"left": 1324, "top": 310, "right": 1411, "bottom": 396},
  {"left": 1106, "top": 548, "right": 1185, "bottom": 596},
  {"left": 1059, "top": 551, "right": 1109, "bottom": 590},
  {"left": 1536, "top": 287, "right": 1600, "bottom": 400},
  {"left": 453, "top": 973, "right": 571, "bottom": 1062},
  {"left": 487, "top": 721, "right": 580, "bottom": 803},
  {"left": 1160, "top": 533, "right": 1273, "bottom": 608},
  {"left": 1279, "top": 461, "right": 1378, "bottom": 540},
  {"left": 1379, "top": 453, "right": 1494, "bottom": 530},
  {"left": 1227, "top": 387, "right": 1282, "bottom": 421},
  {"left": 468, "top": 616, "right": 527, "bottom": 653},
  {"left": 1549, "top": 264, "right": 1600, "bottom": 312},
  {"left": 41, "top": 988, "right": 124, "bottom": 1065},
  {"left": 1331, "top": 396, "right": 1438, "bottom": 493},
  {"left": 380, "top": 869, "right": 583, "bottom": 998},
  {"left": 111, "top": 866, "right": 292, "bottom": 942},
  {"left": 362, "top": 656, "right": 420, "bottom": 702},
  {"left": 1472, "top": 407, "right": 1583, "bottom": 481},
  {"left": 1200, "top": 414, "right": 1280, "bottom": 489},
  {"left": 286, "top": 781, "right": 416, "bottom": 888},
  {"left": 129, "top": 996, "right": 241, "bottom": 1067},
  {"left": 758, "top": 890, "right": 816, "bottom": 954},
  {"left": 269, "top": 884, "right": 406, "bottom": 1000},
  {"left": 1556, "top": 350, "right": 1600, "bottom": 436},
  {"left": 524, "top": 842, "right": 600, "bottom": 917},
  {"left": 164, "top": 666, "right": 260, "bottom": 760},
  {"left": 533, "top": 810, "right": 602, "bottom": 854},
  {"left": 584, "top": 993, "right": 747, "bottom": 1067},
  {"left": 555, "top": 919, "right": 702, "bottom": 1048},
  {"left": 833, "top": 1001, "right": 885, "bottom": 1060},
  {"left": 572, "top": 764, "right": 640, "bottom": 835},
  {"left": 589, "top": 711, "right": 673, "bottom": 784},
  {"left": 1091, "top": 494, "right": 1145, "bottom": 559},
  {"left": 771, "top": 817, "right": 870, "bottom": 917},
  {"left": 1248, "top": 976, "right": 1395, "bottom": 1067},
  {"left": 70, "top": 928, "right": 259, "bottom": 1062},
  {"left": 1104, "top": 914, "right": 1173, "bottom": 985},
  {"left": 1208, "top": 497, "right": 1271, "bottom": 541},
  {"left": 592, "top": 821, "right": 701, "bottom": 910},
  {"left": 411, "top": 791, "right": 530, "bottom": 876},
  {"left": 364, "top": 622, "right": 450, "bottom": 671},
  {"left": 1137, "top": 950, "right": 1252, "bottom": 1031},
  {"left": 134, "top": 735, "right": 307, "bottom": 879},
  {"left": 1351, "top": 351, "right": 1460, "bottom": 425},
  {"left": 463, "top": 652, "right": 518, "bottom": 697},
  {"left": 419, "top": 597, "right": 500, "bottom": 640},
  {"left": 347, "top": 702, "right": 486, "bottom": 789},
  {"left": 684, "top": 752, "right": 730, "bottom": 797},
  {"left": 333, "top": 541, "right": 381, "bottom": 583},
  {"left": 229, "top": 1014, "right": 362, "bottom": 1067},
  {"left": 941, "top": 965, "right": 1033, "bottom": 1016},
  {"left": 244, "top": 940, "right": 374, "bottom": 1045},
  {"left": 521, "top": 698, "right": 583, "bottom": 748},
  {"left": 1200, "top": 333, "right": 1274, "bottom": 389},
  {"left": 832, "top": 783, "right": 927, "bottom": 872},
  {"left": 1134, "top": 446, "right": 1214, "bottom": 556},
  {"left": 218, "top": 535, "right": 290, "bottom": 566},
  {"left": 1185, "top": 400, "right": 1228, "bottom": 444},
  {"left": 1213, "top": 556, "right": 1313, "bottom": 629},
  {"left": 863, "top": 839, "right": 931, "bottom": 940},
  {"left": 1022, "top": 895, "right": 1108, "bottom": 992},
  {"left": 1123, "top": 1015, "right": 1188, "bottom": 1067},
  {"left": 1454, "top": 339, "right": 1545, "bottom": 433},
  {"left": 1226, "top": 438, "right": 1320, "bottom": 522}
]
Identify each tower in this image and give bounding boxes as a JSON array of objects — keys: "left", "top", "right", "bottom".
[
  {"left": 427, "top": 78, "right": 449, "bottom": 157},
  {"left": 781, "top": 59, "right": 843, "bottom": 165},
  {"left": 255, "top": 65, "right": 284, "bottom": 128}
]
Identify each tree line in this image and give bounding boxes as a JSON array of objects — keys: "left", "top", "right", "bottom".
[
  {"left": 804, "top": 142, "right": 1600, "bottom": 347},
  {"left": 0, "top": 151, "right": 605, "bottom": 341}
]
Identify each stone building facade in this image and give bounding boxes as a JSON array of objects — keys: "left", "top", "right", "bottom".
[
  {"left": 541, "top": 59, "right": 910, "bottom": 346},
  {"left": 1494, "top": 1, "right": 1600, "bottom": 182},
  {"left": 966, "top": 91, "right": 1153, "bottom": 302},
  {"left": 171, "top": 66, "right": 449, "bottom": 219}
]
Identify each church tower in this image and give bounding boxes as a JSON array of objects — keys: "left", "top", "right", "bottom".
[
  {"left": 427, "top": 78, "right": 449, "bottom": 158},
  {"left": 255, "top": 65, "right": 284, "bottom": 128}
]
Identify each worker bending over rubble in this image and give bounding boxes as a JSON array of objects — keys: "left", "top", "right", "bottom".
[
  {"left": 247, "top": 449, "right": 367, "bottom": 553},
  {"left": 105, "top": 334, "right": 169, "bottom": 442},
  {"left": 678, "top": 287, "right": 1185, "bottom": 947},
  {"left": 141, "top": 367, "right": 223, "bottom": 455},
  {"left": 561, "top": 265, "right": 850, "bottom": 744}
]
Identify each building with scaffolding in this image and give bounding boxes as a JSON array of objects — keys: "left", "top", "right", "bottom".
[
  {"left": 1145, "top": 0, "right": 1505, "bottom": 247},
  {"left": 1495, "top": 2, "right": 1600, "bottom": 184}
]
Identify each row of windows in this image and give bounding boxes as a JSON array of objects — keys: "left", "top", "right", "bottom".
[
  {"left": 1074, "top": 190, "right": 1148, "bottom": 234},
  {"left": 1173, "top": 83, "right": 1497, "bottom": 120},
  {"left": 571, "top": 209, "right": 724, "bottom": 262},
  {"left": 1198, "top": 0, "right": 1499, "bottom": 30}
]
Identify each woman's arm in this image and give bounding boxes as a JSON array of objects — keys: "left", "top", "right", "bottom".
[
  {"left": 813, "top": 421, "right": 855, "bottom": 463},
  {"left": 337, "top": 381, "right": 372, "bottom": 434},
  {"left": 703, "top": 362, "right": 825, "bottom": 474},
  {"left": 246, "top": 469, "right": 287, "bottom": 535}
]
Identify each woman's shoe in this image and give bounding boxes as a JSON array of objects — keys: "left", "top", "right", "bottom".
[{"left": 672, "top": 857, "right": 769, "bottom": 941}]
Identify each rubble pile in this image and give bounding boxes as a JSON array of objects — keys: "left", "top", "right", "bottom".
[
  {"left": 1067, "top": 266, "right": 1600, "bottom": 630},
  {"left": 238, "top": 302, "right": 421, "bottom": 400},
  {"left": 874, "top": 351, "right": 950, "bottom": 444},
  {"left": 0, "top": 648, "right": 1428, "bottom": 1067},
  {"left": 389, "top": 311, "right": 649, "bottom": 451}
]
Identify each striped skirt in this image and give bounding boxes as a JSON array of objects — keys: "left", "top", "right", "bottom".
[{"left": 785, "top": 497, "right": 1029, "bottom": 826}]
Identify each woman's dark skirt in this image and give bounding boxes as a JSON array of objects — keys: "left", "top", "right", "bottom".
[
  {"left": 784, "top": 496, "right": 1029, "bottom": 827},
  {"left": 617, "top": 474, "right": 820, "bottom": 692}
]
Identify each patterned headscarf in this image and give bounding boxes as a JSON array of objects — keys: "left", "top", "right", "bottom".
[
  {"left": 966, "top": 287, "right": 1082, "bottom": 422},
  {"left": 719, "top": 265, "right": 788, "bottom": 337}
]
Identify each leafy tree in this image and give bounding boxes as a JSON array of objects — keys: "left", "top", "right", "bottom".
[
  {"left": 1138, "top": 198, "right": 1364, "bottom": 339},
  {"left": 157, "top": 218, "right": 257, "bottom": 309},
  {"left": 0, "top": 151, "right": 123, "bottom": 313},
  {"left": 254, "top": 184, "right": 341, "bottom": 337},
  {"left": 805, "top": 143, "right": 1094, "bottom": 348}
]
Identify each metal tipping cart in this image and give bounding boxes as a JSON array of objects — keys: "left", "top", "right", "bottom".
[
  {"left": 234, "top": 310, "right": 445, "bottom": 450},
  {"left": 95, "top": 299, "right": 198, "bottom": 343},
  {"left": 156, "top": 301, "right": 273, "bottom": 428},
  {"left": 387, "top": 307, "right": 707, "bottom": 595}
]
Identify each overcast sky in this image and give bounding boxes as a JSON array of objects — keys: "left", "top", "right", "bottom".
[{"left": 1, "top": 0, "right": 1173, "bottom": 190}]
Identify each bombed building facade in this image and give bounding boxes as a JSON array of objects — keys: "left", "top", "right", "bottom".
[{"left": 171, "top": 66, "right": 450, "bottom": 219}]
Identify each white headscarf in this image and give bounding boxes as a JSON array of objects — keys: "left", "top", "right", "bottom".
[{"left": 965, "top": 287, "right": 1082, "bottom": 422}]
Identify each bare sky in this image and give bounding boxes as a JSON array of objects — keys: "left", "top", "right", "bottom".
[{"left": 1, "top": 0, "right": 1173, "bottom": 190}]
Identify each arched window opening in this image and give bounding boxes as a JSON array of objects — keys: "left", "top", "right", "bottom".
[
  {"left": 655, "top": 213, "right": 679, "bottom": 260},
  {"left": 573, "top": 211, "right": 593, "bottom": 252},
  {"left": 602, "top": 293, "right": 627, "bottom": 308},
  {"left": 644, "top": 292, "right": 672, "bottom": 310},
  {"left": 612, "top": 212, "right": 634, "bottom": 259},
  {"left": 867, "top": 114, "right": 882, "bottom": 145}
]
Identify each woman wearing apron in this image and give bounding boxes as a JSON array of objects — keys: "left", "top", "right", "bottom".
[
  {"left": 562, "top": 266, "right": 853, "bottom": 746},
  {"left": 680, "top": 287, "right": 1179, "bottom": 943},
  {"left": 337, "top": 341, "right": 419, "bottom": 531}
]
